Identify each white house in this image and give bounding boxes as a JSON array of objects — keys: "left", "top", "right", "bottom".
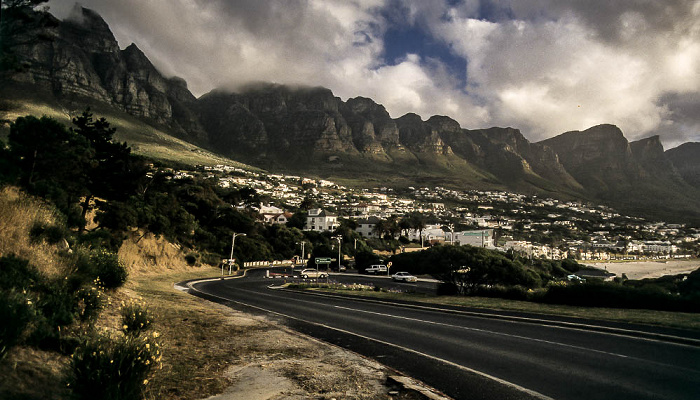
[
  {"left": 259, "top": 205, "right": 293, "bottom": 225},
  {"left": 405, "top": 224, "right": 445, "bottom": 244},
  {"left": 643, "top": 241, "right": 677, "bottom": 253},
  {"left": 305, "top": 208, "right": 339, "bottom": 232},
  {"left": 355, "top": 216, "right": 382, "bottom": 238},
  {"left": 452, "top": 229, "right": 494, "bottom": 248}
]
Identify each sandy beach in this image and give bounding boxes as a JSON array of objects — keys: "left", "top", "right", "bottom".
[{"left": 584, "top": 259, "right": 700, "bottom": 280}]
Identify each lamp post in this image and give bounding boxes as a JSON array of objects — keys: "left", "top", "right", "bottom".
[
  {"left": 296, "top": 241, "right": 306, "bottom": 264},
  {"left": 332, "top": 235, "right": 342, "bottom": 272},
  {"left": 227, "top": 232, "right": 245, "bottom": 275}
]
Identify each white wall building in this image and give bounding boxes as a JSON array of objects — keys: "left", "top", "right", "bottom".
[
  {"left": 305, "top": 208, "right": 339, "bottom": 232},
  {"left": 451, "top": 229, "right": 494, "bottom": 248},
  {"left": 356, "top": 216, "right": 381, "bottom": 238}
]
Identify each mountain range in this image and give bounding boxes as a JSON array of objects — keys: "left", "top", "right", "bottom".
[{"left": 2, "top": 5, "right": 700, "bottom": 224}]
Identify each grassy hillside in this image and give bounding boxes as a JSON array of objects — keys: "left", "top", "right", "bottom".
[{"left": 0, "top": 85, "right": 255, "bottom": 169}]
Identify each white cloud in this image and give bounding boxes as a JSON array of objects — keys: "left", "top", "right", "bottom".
[{"left": 46, "top": 0, "right": 700, "bottom": 147}]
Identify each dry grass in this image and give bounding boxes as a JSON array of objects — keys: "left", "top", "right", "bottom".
[
  {"left": 0, "top": 186, "right": 67, "bottom": 278},
  {"left": 117, "top": 230, "right": 193, "bottom": 277},
  {"left": 0, "top": 189, "right": 423, "bottom": 399},
  {"left": 0, "top": 346, "right": 72, "bottom": 400}
]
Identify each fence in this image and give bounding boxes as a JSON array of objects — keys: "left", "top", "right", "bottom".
[{"left": 243, "top": 260, "right": 294, "bottom": 268}]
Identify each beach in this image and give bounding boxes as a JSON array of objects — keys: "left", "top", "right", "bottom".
[{"left": 584, "top": 259, "right": 700, "bottom": 280}]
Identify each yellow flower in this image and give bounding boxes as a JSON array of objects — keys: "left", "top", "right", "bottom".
[
  {"left": 123, "top": 325, "right": 128, "bottom": 330},
  {"left": 152, "top": 332, "right": 160, "bottom": 338},
  {"left": 143, "top": 379, "right": 148, "bottom": 385}
]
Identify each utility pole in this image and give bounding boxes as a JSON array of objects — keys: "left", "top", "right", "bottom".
[
  {"left": 227, "top": 232, "right": 246, "bottom": 275},
  {"left": 296, "top": 241, "right": 306, "bottom": 264},
  {"left": 332, "top": 235, "right": 342, "bottom": 271}
]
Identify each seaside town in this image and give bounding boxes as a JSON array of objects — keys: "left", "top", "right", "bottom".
[{"left": 168, "top": 164, "right": 700, "bottom": 263}]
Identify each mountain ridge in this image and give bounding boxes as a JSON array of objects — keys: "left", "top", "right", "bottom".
[{"left": 2, "top": 5, "right": 699, "bottom": 224}]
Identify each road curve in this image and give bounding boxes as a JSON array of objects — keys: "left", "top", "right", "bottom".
[{"left": 183, "top": 270, "right": 700, "bottom": 400}]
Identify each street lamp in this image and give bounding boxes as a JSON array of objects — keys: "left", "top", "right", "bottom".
[
  {"left": 225, "top": 232, "right": 245, "bottom": 275},
  {"left": 332, "top": 235, "right": 342, "bottom": 272},
  {"left": 296, "top": 241, "right": 306, "bottom": 264}
]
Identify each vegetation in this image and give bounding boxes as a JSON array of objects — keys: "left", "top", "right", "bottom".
[
  {"left": 387, "top": 244, "right": 700, "bottom": 312},
  {"left": 68, "top": 330, "right": 161, "bottom": 400}
]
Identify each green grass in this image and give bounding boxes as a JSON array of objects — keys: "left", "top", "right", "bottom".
[
  {"left": 304, "top": 286, "right": 700, "bottom": 331},
  {"left": 0, "top": 88, "right": 257, "bottom": 169}
]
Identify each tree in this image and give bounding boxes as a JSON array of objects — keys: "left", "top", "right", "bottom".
[
  {"left": 70, "top": 109, "right": 146, "bottom": 231},
  {"left": 8, "top": 115, "right": 92, "bottom": 226}
]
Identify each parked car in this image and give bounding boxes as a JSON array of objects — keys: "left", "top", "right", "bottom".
[
  {"left": 300, "top": 269, "right": 328, "bottom": 279},
  {"left": 391, "top": 272, "right": 417, "bottom": 282},
  {"left": 364, "top": 265, "right": 388, "bottom": 275},
  {"left": 331, "top": 264, "right": 347, "bottom": 272}
]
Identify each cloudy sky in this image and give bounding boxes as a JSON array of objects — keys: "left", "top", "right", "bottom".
[{"left": 48, "top": 0, "right": 699, "bottom": 148}]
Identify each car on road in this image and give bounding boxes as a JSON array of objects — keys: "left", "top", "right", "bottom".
[
  {"left": 364, "top": 265, "right": 388, "bottom": 275},
  {"left": 300, "top": 269, "right": 328, "bottom": 279},
  {"left": 331, "top": 264, "right": 347, "bottom": 272},
  {"left": 567, "top": 274, "right": 585, "bottom": 282},
  {"left": 391, "top": 272, "right": 418, "bottom": 282}
]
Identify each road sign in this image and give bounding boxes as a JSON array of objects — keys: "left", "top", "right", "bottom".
[
  {"left": 387, "top": 261, "right": 393, "bottom": 268},
  {"left": 315, "top": 257, "right": 332, "bottom": 264}
]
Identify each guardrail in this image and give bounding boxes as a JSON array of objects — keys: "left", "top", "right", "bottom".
[{"left": 244, "top": 260, "right": 294, "bottom": 268}]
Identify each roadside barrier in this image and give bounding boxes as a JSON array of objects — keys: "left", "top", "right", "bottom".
[{"left": 244, "top": 260, "right": 294, "bottom": 268}]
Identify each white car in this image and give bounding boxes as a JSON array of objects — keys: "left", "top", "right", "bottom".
[
  {"left": 300, "top": 269, "right": 328, "bottom": 279},
  {"left": 391, "top": 272, "right": 417, "bottom": 282},
  {"left": 364, "top": 265, "right": 388, "bottom": 274}
]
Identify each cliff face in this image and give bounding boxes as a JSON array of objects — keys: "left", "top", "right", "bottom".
[
  {"left": 539, "top": 124, "right": 644, "bottom": 194},
  {"left": 4, "top": 6, "right": 700, "bottom": 222},
  {"left": 666, "top": 142, "right": 700, "bottom": 190},
  {"left": 1, "top": 5, "right": 205, "bottom": 140}
]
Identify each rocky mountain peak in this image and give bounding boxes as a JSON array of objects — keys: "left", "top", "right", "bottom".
[
  {"left": 630, "top": 135, "right": 665, "bottom": 160},
  {"left": 63, "top": 5, "right": 119, "bottom": 53},
  {"left": 426, "top": 115, "right": 462, "bottom": 134}
]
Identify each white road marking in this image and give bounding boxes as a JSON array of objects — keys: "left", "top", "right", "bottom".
[
  {"left": 186, "top": 282, "right": 554, "bottom": 400},
  {"left": 332, "top": 305, "right": 630, "bottom": 359}
]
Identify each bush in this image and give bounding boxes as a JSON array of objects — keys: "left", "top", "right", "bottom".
[
  {"left": 68, "top": 331, "right": 161, "bottom": 400},
  {"left": 29, "top": 279, "right": 78, "bottom": 352},
  {"left": 29, "top": 221, "right": 67, "bottom": 244},
  {"left": 0, "top": 289, "right": 35, "bottom": 361},
  {"left": 474, "top": 285, "right": 532, "bottom": 301},
  {"left": 120, "top": 300, "right": 153, "bottom": 336},
  {"left": 0, "top": 254, "right": 41, "bottom": 291},
  {"left": 184, "top": 253, "right": 197, "bottom": 266},
  {"left": 77, "top": 279, "right": 106, "bottom": 323},
  {"left": 91, "top": 249, "right": 128, "bottom": 289},
  {"left": 539, "top": 281, "right": 700, "bottom": 312}
]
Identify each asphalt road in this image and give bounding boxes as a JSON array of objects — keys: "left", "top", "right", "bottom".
[{"left": 186, "top": 269, "right": 700, "bottom": 400}]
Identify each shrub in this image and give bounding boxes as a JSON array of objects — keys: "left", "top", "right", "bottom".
[
  {"left": 474, "top": 285, "right": 532, "bottom": 301},
  {"left": 68, "top": 331, "right": 162, "bottom": 400},
  {"left": 91, "top": 249, "right": 128, "bottom": 289},
  {"left": 29, "top": 221, "right": 67, "bottom": 244},
  {"left": 184, "top": 253, "right": 197, "bottom": 266},
  {"left": 0, "top": 254, "right": 41, "bottom": 291},
  {"left": 29, "top": 279, "right": 77, "bottom": 352},
  {"left": 0, "top": 289, "right": 35, "bottom": 361},
  {"left": 120, "top": 300, "right": 153, "bottom": 336},
  {"left": 77, "top": 279, "right": 106, "bottom": 323}
]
